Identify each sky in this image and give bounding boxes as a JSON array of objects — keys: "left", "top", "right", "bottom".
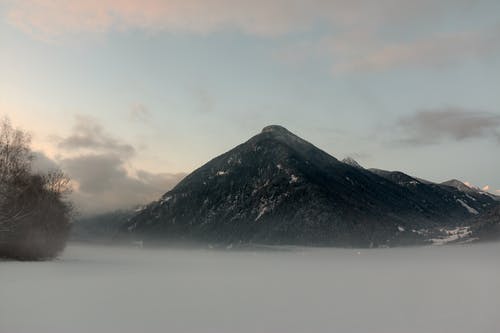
[{"left": 1, "top": 0, "right": 499, "bottom": 214}]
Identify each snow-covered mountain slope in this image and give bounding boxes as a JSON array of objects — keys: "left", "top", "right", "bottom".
[{"left": 370, "top": 169, "right": 495, "bottom": 217}]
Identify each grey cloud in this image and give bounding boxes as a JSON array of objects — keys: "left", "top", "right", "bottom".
[
  {"left": 61, "top": 153, "right": 185, "bottom": 214},
  {"left": 58, "top": 115, "right": 135, "bottom": 156},
  {"left": 54, "top": 116, "right": 185, "bottom": 213},
  {"left": 61, "top": 154, "right": 127, "bottom": 194},
  {"left": 396, "top": 107, "right": 500, "bottom": 145}
]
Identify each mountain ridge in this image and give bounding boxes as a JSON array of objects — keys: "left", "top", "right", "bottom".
[{"left": 120, "top": 125, "right": 499, "bottom": 247}]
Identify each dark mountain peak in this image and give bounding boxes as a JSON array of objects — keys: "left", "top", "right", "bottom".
[
  {"left": 342, "top": 157, "right": 363, "bottom": 169},
  {"left": 257, "top": 125, "right": 311, "bottom": 148},
  {"left": 248, "top": 125, "right": 339, "bottom": 167},
  {"left": 442, "top": 179, "right": 465, "bottom": 186},
  {"left": 261, "top": 125, "right": 291, "bottom": 134}
]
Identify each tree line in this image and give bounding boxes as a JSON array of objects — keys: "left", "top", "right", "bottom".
[{"left": 0, "top": 118, "right": 72, "bottom": 260}]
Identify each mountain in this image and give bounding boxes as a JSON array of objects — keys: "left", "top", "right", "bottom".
[
  {"left": 441, "top": 179, "right": 500, "bottom": 201},
  {"left": 122, "top": 125, "right": 499, "bottom": 247},
  {"left": 72, "top": 210, "right": 134, "bottom": 242},
  {"left": 441, "top": 179, "right": 477, "bottom": 193},
  {"left": 369, "top": 169, "right": 495, "bottom": 216},
  {"left": 470, "top": 205, "right": 500, "bottom": 241}
]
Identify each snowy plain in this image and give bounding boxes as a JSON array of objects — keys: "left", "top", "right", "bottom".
[{"left": 1, "top": 242, "right": 499, "bottom": 333}]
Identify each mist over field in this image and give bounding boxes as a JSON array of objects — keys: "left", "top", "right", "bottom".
[{"left": 1, "top": 242, "right": 499, "bottom": 333}]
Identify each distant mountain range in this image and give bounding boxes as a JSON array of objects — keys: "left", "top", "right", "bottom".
[
  {"left": 71, "top": 209, "right": 133, "bottom": 243},
  {"left": 80, "top": 125, "right": 497, "bottom": 247}
]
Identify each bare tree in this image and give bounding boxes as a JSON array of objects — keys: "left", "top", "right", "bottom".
[
  {"left": 0, "top": 117, "right": 72, "bottom": 260},
  {"left": 0, "top": 117, "right": 32, "bottom": 231}
]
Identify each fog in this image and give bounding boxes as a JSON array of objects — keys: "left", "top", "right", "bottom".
[{"left": 1, "top": 243, "right": 499, "bottom": 333}]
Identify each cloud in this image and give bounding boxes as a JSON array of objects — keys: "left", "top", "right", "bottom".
[
  {"left": 60, "top": 153, "right": 185, "bottom": 213},
  {"left": 482, "top": 185, "right": 490, "bottom": 191},
  {"left": 5, "top": 1, "right": 498, "bottom": 72},
  {"left": 495, "top": 190, "right": 500, "bottom": 195},
  {"left": 395, "top": 107, "right": 500, "bottom": 145},
  {"left": 3, "top": 0, "right": 492, "bottom": 38},
  {"left": 31, "top": 150, "right": 60, "bottom": 174},
  {"left": 331, "top": 28, "right": 500, "bottom": 73},
  {"left": 274, "top": 23, "right": 500, "bottom": 74},
  {"left": 53, "top": 116, "right": 186, "bottom": 213},
  {"left": 61, "top": 154, "right": 127, "bottom": 194},
  {"left": 58, "top": 115, "right": 135, "bottom": 157},
  {"left": 3, "top": 0, "right": 322, "bottom": 38}
]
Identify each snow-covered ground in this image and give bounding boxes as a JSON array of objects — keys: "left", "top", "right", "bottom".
[
  {"left": 1, "top": 242, "right": 500, "bottom": 333},
  {"left": 430, "top": 226, "right": 474, "bottom": 245}
]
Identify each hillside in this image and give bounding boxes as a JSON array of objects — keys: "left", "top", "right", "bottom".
[{"left": 121, "top": 125, "right": 498, "bottom": 247}]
